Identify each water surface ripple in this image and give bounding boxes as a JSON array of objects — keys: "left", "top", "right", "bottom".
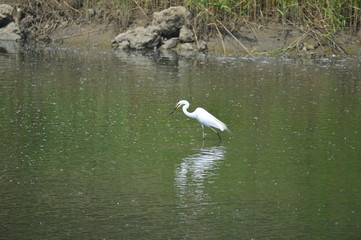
[{"left": 1, "top": 46, "right": 361, "bottom": 239}]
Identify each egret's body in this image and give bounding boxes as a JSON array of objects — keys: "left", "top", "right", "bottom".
[{"left": 171, "top": 100, "right": 228, "bottom": 141}]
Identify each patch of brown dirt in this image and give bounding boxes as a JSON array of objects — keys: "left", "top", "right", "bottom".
[
  {"left": 207, "top": 21, "right": 361, "bottom": 56},
  {"left": 50, "top": 22, "right": 119, "bottom": 46}
]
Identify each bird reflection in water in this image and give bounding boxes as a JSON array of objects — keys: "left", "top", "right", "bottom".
[{"left": 175, "top": 145, "right": 225, "bottom": 208}]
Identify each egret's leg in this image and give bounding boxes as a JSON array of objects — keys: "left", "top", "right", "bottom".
[
  {"left": 201, "top": 124, "right": 205, "bottom": 140},
  {"left": 210, "top": 127, "right": 222, "bottom": 142}
]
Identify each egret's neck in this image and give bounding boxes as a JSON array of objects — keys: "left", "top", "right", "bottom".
[{"left": 182, "top": 105, "right": 197, "bottom": 119}]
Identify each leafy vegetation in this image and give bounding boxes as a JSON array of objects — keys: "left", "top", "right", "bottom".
[
  {"left": 9, "top": 0, "right": 361, "bottom": 48},
  {"left": 12, "top": 0, "right": 360, "bottom": 31}
]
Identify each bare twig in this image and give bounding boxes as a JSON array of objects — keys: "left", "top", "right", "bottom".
[
  {"left": 201, "top": 8, "right": 250, "bottom": 54},
  {"left": 216, "top": 19, "right": 250, "bottom": 54},
  {"left": 63, "top": 1, "right": 82, "bottom": 15},
  {"left": 312, "top": 29, "right": 347, "bottom": 55},
  {"left": 132, "top": 0, "right": 149, "bottom": 19},
  {"left": 191, "top": 24, "right": 200, "bottom": 50},
  {"left": 27, "top": 0, "right": 33, "bottom": 9},
  {"left": 212, "top": 22, "right": 227, "bottom": 54},
  {"left": 285, "top": 19, "right": 347, "bottom": 55}
]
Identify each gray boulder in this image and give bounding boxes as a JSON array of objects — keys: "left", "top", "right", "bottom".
[
  {"left": 179, "top": 25, "right": 194, "bottom": 43},
  {"left": 178, "top": 42, "right": 194, "bottom": 51},
  {"left": 0, "top": 4, "right": 13, "bottom": 19},
  {"left": 0, "top": 4, "right": 21, "bottom": 41},
  {"left": 113, "top": 6, "right": 198, "bottom": 51},
  {"left": 113, "top": 26, "right": 161, "bottom": 50},
  {"left": 0, "top": 22, "right": 21, "bottom": 41},
  {"left": 160, "top": 37, "right": 179, "bottom": 50},
  {"left": 152, "top": 6, "right": 190, "bottom": 38}
]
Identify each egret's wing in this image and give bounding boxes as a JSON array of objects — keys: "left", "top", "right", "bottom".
[{"left": 195, "top": 108, "right": 228, "bottom": 131}]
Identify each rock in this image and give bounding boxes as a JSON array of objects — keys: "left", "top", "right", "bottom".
[
  {"left": 0, "top": 4, "right": 21, "bottom": 41},
  {"left": 0, "top": 39, "right": 20, "bottom": 53},
  {"left": 179, "top": 26, "right": 194, "bottom": 43},
  {"left": 0, "top": 4, "right": 14, "bottom": 27},
  {"left": 178, "top": 42, "right": 194, "bottom": 51},
  {"left": 301, "top": 39, "right": 318, "bottom": 51},
  {"left": 86, "top": 9, "right": 96, "bottom": 21},
  {"left": 160, "top": 37, "right": 179, "bottom": 49},
  {"left": 152, "top": 6, "right": 190, "bottom": 38},
  {"left": 0, "top": 4, "right": 13, "bottom": 17},
  {"left": 114, "top": 39, "right": 130, "bottom": 50},
  {"left": 113, "top": 6, "right": 194, "bottom": 52},
  {"left": 198, "top": 40, "right": 208, "bottom": 52},
  {"left": 0, "top": 22, "right": 21, "bottom": 41},
  {"left": 114, "top": 26, "right": 162, "bottom": 50}
]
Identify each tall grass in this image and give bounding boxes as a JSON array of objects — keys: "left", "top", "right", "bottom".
[{"left": 13, "top": 0, "right": 361, "bottom": 34}]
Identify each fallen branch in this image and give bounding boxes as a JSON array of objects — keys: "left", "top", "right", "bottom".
[
  {"left": 202, "top": 8, "right": 250, "bottom": 54},
  {"left": 212, "top": 22, "right": 227, "bottom": 54},
  {"left": 216, "top": 19, "right": 250, "bottom": 54},
  {"left": 63, "top": 1, "right": 82, "bottom": 15},
  {"left": 191, "top": 24, "right": 200, "bottom": 50},
  {"left": 285, "top": 19, "right": 347, "bottom": 54}
]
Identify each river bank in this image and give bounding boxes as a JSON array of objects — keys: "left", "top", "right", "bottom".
[
  {"left": 46, "top": 21, "right": 361, "bottom": 56},
  {"left": 40, "top": 18, "right": 361, "bottom": 56},
  {"left": 0, "top": 1, "right": 360, "bottom": 56}
]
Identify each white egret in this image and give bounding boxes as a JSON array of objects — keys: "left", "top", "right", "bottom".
[{"left": 170, "top": 100, "right": 229, "bottom": 141}]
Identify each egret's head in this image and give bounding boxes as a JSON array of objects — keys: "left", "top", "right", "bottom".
[{"left": 170, "top": 100, "right": 189, "bottom": 114}]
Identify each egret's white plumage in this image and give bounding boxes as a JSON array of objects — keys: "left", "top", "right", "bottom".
[{"left": 171, "top": 100, "right": 228, "bottom": 141}]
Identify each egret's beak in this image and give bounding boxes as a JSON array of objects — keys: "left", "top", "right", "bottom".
[{"left": 170, "top": 104, "right": 180, "bottom": 114}]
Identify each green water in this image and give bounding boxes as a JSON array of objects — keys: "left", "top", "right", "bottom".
[{"left": 1, "top": 45, "right": 361, "bottom": 239}]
